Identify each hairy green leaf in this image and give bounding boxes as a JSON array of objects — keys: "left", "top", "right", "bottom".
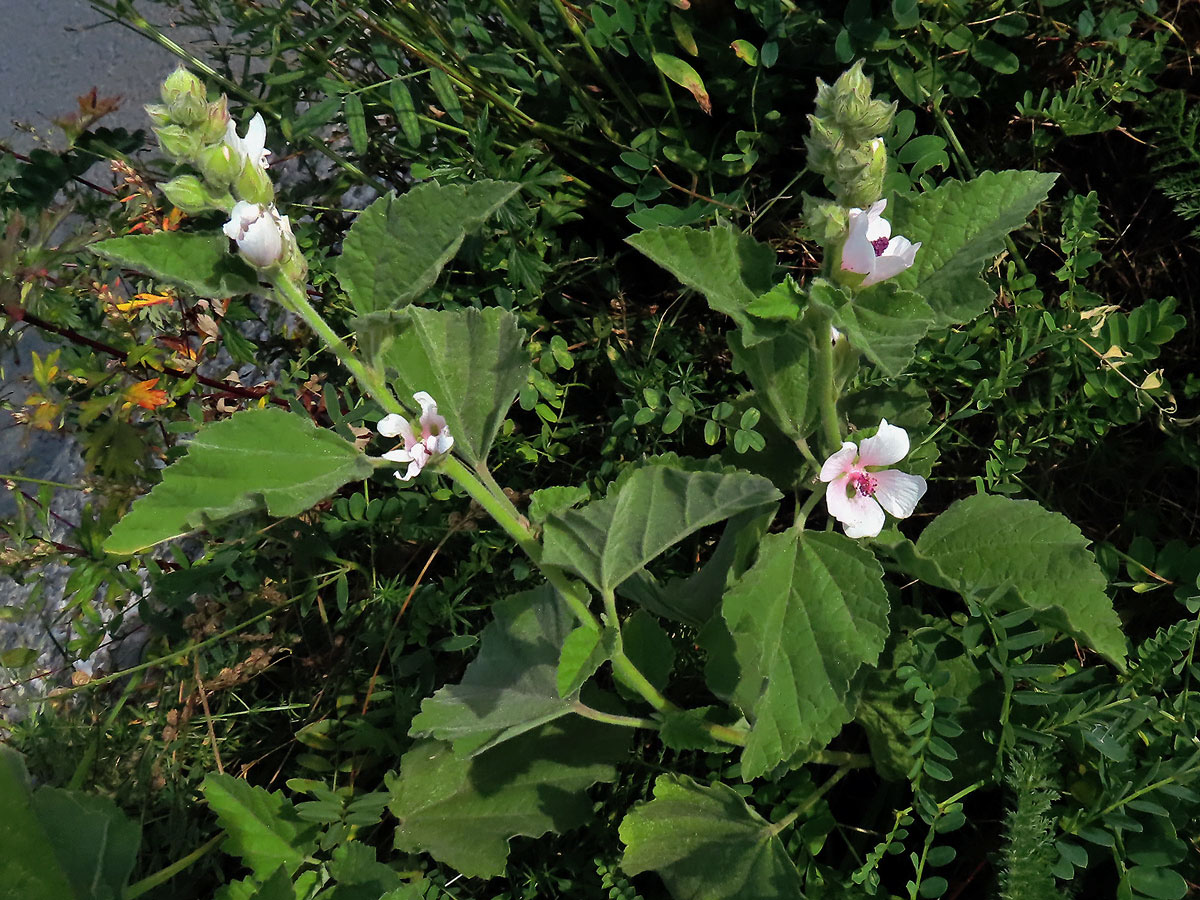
[
  {"left": 729, "top": 325, "right": 819, "bottom": 442},
  {"left": 888, "top": 170, "right": 1058, "bottom": 325},
  {"left": 360, "top": 306, "right": 528, "bottom": 467},
  {"left": 336, "top": 181, "right": 520, "bottom": 313},
  {"left": 410, "top": 585, "right": 581, "bottom": 755},
  {"left": 0, "top": 748, "right": 75, "bottom": 900},
  {"left": 722, "top": 530, "right": 890, "bottom": 778},
  {"left": 619, "top": 774, "right": 805, "bottom": 900},
  {"left": 91, "top": 231, "right": 259, "bottom": 298},
  {"left": 202, "top": 774, "right": 318, "bottom": 879},
  {"left": 915, "top": 494, "right": 1126, "bottom": 668},
  {"left": 389, "top": 720, "right": 626, "bottom": 878},
  {"left": 542, "top": 466, "right": 781, "bottom": 594},
  {"left": 811, "top": 279, "right": 934, "bottom": 376},
  {"left": 32, "top": 787, "right": 141, "bottom": 900},
  {"left": 104, "top": 408, "right": 373, "bottom": 554},
  {"left": 626, "top": 226, "right": 778, "bottom": 344}
]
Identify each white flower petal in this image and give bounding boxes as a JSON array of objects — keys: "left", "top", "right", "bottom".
[
  {"left": 244, "top": 113, "right": 269, "bottom": 167},
  {"left": 381, "top": 448, "right": 414, "bottom": 464},
  {"left": 413, "top": 391, "right": 438, "bottom": 418},
  {"left": 395, "top": 458, "right": 423, "bottom": 481},
  {"left": 826, "top": 479, "right": 886, "bottom": 538},
  {"left": 857, "top": 419, "right": 909, "bottom": 467},
  {"left": 377, "top": 414, "right": 407, "bottom": 438},
  {"left": 820, "top": 442, "right": 860, "bottom": 482},
  {"left": 873, "top": 469, "right": 928, "bottom": 519},
  {"left": 840, "top": 209, "right": 876, "bottom": 275},
  {"left": 433, "top": 431, "right": 454, "bottom": 455},
  {"left": 864, "top": 200, "right": 891, "bottom": 242}
]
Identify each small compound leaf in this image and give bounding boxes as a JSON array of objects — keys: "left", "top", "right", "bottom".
[
  {"left": 104, "top": 408, "right": 373, "bottom": 554},
  {"left": 410, "top": 585, "right": 581, "bottom": 755},
  {"left": 915, "top": 494, "right": 1127, "bottom": 668},
  {"left": 389, "top": 719, "right": 627, "bottom": 878},
  {"left": 202, "top": 774, "right": 318, "bottom": 879},
  {"left": 542, "top": 466, "right": 781, "bottom": 594},
  {"left": 723, "top": 529, "right": 890, "bottom": 778},
  {"left": 91, "top": 231, "right": 259, "bottom": 298},
  {"left": 336, "top": 181, "right": 520, "bottom": 313},
  {"left": 619, "top": 774, "right": 805, "bottom": 900}
]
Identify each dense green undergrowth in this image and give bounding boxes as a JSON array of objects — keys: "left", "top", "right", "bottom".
[{"left": 2, "top": 2, "right": 1200, "bottom": 899}]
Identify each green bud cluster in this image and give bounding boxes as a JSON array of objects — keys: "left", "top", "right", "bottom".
[
  {"left": 805, "top": 60, "right": 896, "bottom": 211},
  {"left": 145, "top": 67, "right": 275, "bottom": 216}
]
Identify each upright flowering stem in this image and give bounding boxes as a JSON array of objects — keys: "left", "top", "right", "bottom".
[
  {"left": 269, "top": 274, "right": 405, "bottom": 418},
  {"left": 811, "top": 308, "right": 844, "bottom": 453}
]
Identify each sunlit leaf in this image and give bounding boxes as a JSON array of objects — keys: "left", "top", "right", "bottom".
[
  {"left": 104, "top": 408, "right": 373, "bottom": 554},
  {"left": 91, "top": 231, "right": 259, "bottom": 298}
]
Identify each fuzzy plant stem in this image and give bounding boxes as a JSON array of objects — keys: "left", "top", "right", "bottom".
[{"left": 811, "top": 309, "right": 844, "bottom": 453}]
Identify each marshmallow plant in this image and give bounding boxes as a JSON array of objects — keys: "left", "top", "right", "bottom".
[{"left": 95, "top": 66, "right": 1128, "bottom": 900}]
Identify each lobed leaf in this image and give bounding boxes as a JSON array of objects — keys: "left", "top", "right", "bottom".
[
  {"left": 811, "top": 279, "right": 934, "bottom": 376},
  {"left": 0, "top": 748, "right": 76, "bottom": 900},
  {"left": 619, "top": 774, "right": 805, "bottom": 900},
  {"left": 202, "top": 774, "right": 318, "bottom": 880},
  {"left": 336, "top": 181, "right": 520, "bottom": 313},
  {"left": 389, "top": 720, "right": 627, "bottom": 878},
  {"left": 360, "top": 306, "right": 528, "bottom": 468},
  {"left": 721, "top": 529, "right": 891, "bottom": 778},
  {"left": 542, "top": 465, "right": 781, "bottom": 594},
  {"left": 887, "top": 170, "right": 1058, "bottom": 325},
  {"left": 410, "top": 584, "right": 581, "bottom": 755},
  {"left": 104, "top": 408, "right": 373, "bottom": 554},
  {"left": 915, "top": 494, "right": 1127, "bottom": 668},
  {"left": 626, "top": 226, "right": 778, "bottom": 344},
  {"left": 91, "top": 231, "right": 259, "bottom": 298}
]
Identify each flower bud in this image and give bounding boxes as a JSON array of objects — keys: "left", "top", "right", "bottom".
[
  {"left": 234, "top": 159, "right": 275, "bottom": 205},
  {"left": 197, "top": 142, "right": 242, "bottom": 190},
  {"left": 841, "top": 138, "right": 888, "bottom": 209},
  {"left": 224, "top": 201, "right": 290, "bottom": 269},
  {"left": 162, "top": 175, "right": 234, "bottom": 214},
  {"left": 197, "top": 95, "right": 231, "bottom": 146},
  {"left": 153, "top": 124, "right": 201, "bottom": 162},
  {"left": 802, "top": 194, "right": 849, "bottom": 245},
  {"left": 143, "top": 103, "right": 172, "bottom": 127},
  {"left": 160, "top": 67, "right": 208, "bottom": 126}
]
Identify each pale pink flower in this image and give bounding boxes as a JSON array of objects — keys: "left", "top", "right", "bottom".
[
  {"left": 377, "top": 392, "right": 454, "bottom": 481},
  {"left": 223, "top": 201, "right": 291, "bottom": 268},
  {"left": 819, "top": 418, "right": 927, "bottom": 538},
  {"left": 840, "top": 199, "right": 920, "bottom": 288}
]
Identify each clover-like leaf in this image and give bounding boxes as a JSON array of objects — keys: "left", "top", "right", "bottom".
[
  {"left": 336, "top": 180, "right": 521, "bottom": 313},
  {"left": 542, "top": 466, "right": 781, "bottom": 594},
  {"left": 104, "top": 408, "right": 373, "bottom": 554},
  {"left": 619, "top": 774, "right": 805, "bottom": 900},
  {"left": 887, "top": 170, "right": 1058, "bottom": 325},
  {"left": 915, "top": 493, "right": 1127, "bottom": 668},
  {"left": 389, "top": 719, "right": 627, "bottom": 878},
  {"left": 722, "top": 529, "right": 890, "bottom": 779}
]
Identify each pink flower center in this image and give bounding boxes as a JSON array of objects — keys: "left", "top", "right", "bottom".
[
  {"left": 848, "top": 470, "right": 878, "bottom": 496},
  {"left": 870, "top": 237, "right": 890, "bottom": 257}
]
